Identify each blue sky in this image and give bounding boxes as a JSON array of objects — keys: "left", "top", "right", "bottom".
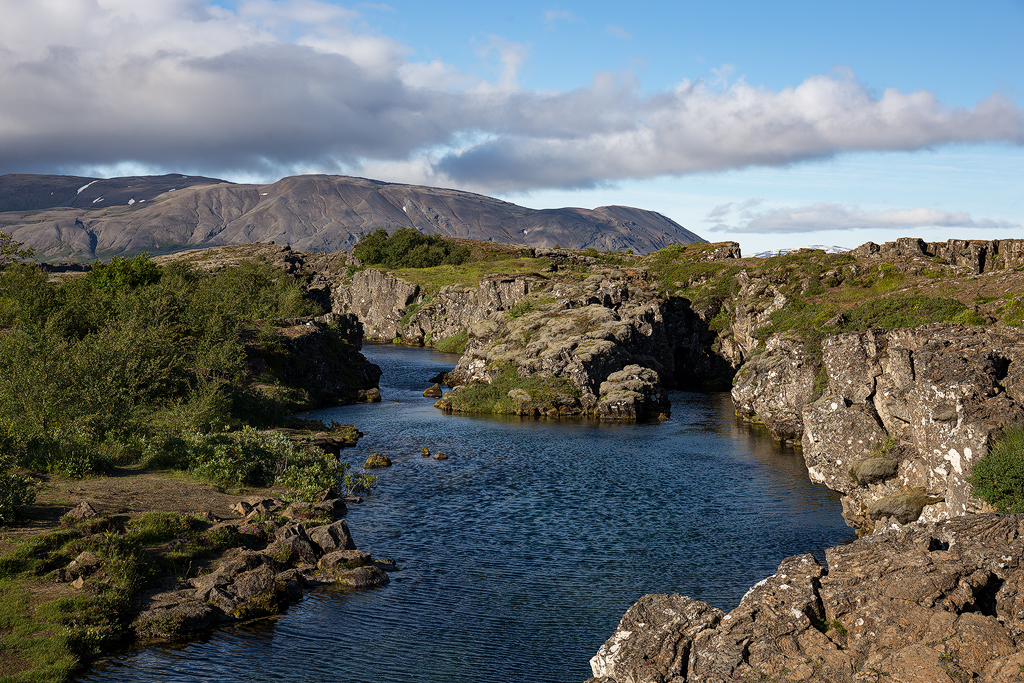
[{"left": 1, "top": 0, "right": 1021, "bottom": 253}]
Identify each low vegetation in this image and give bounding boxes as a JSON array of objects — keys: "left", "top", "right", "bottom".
[
  {"left": 0, "top": 252, "right": 370, "bottom": 518},
  {"left": 966, "top": 425, "right": 1024, "bottom": 513},
  {"left": 436, "top": 363, "right": 581, "bottom": 415},
  {"left": 0, "top": 510, "right": 255, "bottom": 681},
  {"left": 353, "top": 227, "right": 471, "bottom": 269}
]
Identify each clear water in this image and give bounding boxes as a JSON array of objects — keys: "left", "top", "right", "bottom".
[{"left": 84, "top": 343, "right": 852, "bottom": 683}]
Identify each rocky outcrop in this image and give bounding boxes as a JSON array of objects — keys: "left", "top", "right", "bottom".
[
  {"left": 850, "top": 237, "right": 1024, "bottom": 274},
  {"left": 331, "top": 269, "right": 420, "bottom": 341},
  {"left": 803, "top": 325, "right": 1024, "bottom": 534},
  {"left": 245, "top": 312, "right": 382, "bottom": 406},
  {"left": 731, "top": 333, "right": 818, "bottom": 442},
  {"left": 729, "top": 323, "right": 1024, "bottom": 535},
  {"left": 132, "top": 495, "right": 391, "bottom": 640},
  {"left": 587, "top": 514, "right": 1024, "bottom": 683}
]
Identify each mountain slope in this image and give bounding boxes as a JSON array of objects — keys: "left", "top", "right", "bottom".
[{"left": 0, "top": 174, "right": 704, "bottom": 259}]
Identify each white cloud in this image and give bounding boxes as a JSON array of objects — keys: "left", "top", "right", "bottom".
[
  {"left": 0, "top": 1, "right": 1021, "bottom": 191},
  {"left": 706, "top": 202, "right": 1022, "bottom": 234},
  {"left": 606, "top": 24, "right": 633, "bottom": 41},
  {"left": 543, "top": 9, "right": 577, "bottom": 25}
]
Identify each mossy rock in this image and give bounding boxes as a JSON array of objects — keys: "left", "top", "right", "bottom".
[
  {"left": 850, "top": 457, "right": 899, "bottom": 485},
  {"left": 420, "top": 447, "right": 430, "bottom": 457},
  {"left": 364, "top": 453, "right": 392, "bottom": 469},
  {"left": 865, "top": 488, "right": 944, "bottom": 524}
]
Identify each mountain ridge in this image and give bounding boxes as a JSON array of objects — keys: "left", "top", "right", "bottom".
[{"left": 0, "top": 173, "right": 705, "bottom": 259}]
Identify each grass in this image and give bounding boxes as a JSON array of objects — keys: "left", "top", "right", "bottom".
[
  {"left": 0, "top": 511, "right": 246, "bottom": 681},
  {"left": 436, "top": 364, "right": 581, "bottom": 415},
  {"left": 387, "top": 257, "right": 552, "bottom": 297},
  {"left": 966, "top": 425, "right": 1024, "bottom": 512}
]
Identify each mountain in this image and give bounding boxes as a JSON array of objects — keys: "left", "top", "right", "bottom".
[
  {"left": 752, "top": 245, "right": 850, "bottom": 258},
  {"left": 0, "top": 173, "right": 705, "bottom": 259}
]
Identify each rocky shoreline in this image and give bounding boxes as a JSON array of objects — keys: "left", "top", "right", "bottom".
[{"left": 586, "top": 514, "right": 1024, "bottom": 683}]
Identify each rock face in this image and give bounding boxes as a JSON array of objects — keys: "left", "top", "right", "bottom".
[
  {"left": 850, "top": 237, "right": 1024, "bottom": 274},
  {"left": 803, "top": 325, "right": 1024, "bottom": 534},
  {"left": 587, "top": 514, "right": 1024, "bottom": 683},
  {"left": 246, "top": 313, "right": 382, "bottom": 406}
]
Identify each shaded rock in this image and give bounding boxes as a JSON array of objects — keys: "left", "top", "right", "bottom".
[
  {"left": 134, "top": 600, "right": 220, "bottom": 639},
  {"left": 850, "top": 456, "right": 899, "bottom": 485},
  {"left": 307, "top": 519, "right": 356, "bottom": 554},
  {"left": 423, "top": 383, "right": 443, "bottom": 398},
  {"left": 731, "top": 332, "right": 818, "bottom": 441},
  {"left": 432, "top": 452, "right": 448, "bottom": 461},
  {"left": 281, "top": 502, "right": 333, "bottom": 522},
  {"left": 336, "top": 564, "right": 390, "bottom": 589},
  {"left": 865, "top": 488, "right": 945, "bottom": 525},
  {"left": 318, "top": 550, "right": 371, "bottom": 577},
  {"left": 67, "top": 551, "right": 103, "bottom": 577}
]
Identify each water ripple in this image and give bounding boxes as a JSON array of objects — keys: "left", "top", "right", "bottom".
[{"left": 84, "top": 344, "right": 853, "bottom": 683}]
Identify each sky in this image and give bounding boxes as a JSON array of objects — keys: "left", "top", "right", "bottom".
[{"left": 0, "top": 0, "right": 1021, "bottom": 254}]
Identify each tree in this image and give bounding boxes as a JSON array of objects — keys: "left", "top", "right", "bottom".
[{"left": 0, "top": 233, "right": 34, "bottom": 266}]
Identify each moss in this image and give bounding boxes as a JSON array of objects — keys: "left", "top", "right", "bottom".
[
  {"left": 435, "top": 364, "right": 581, "bottom": 415},
  {"left": 434, "top": 333, "right": 468, "bottom": 354}
]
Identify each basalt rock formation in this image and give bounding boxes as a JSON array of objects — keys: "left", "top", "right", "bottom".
[{"left": 587, "top": 514, "right": 1024, "bottom": 683}]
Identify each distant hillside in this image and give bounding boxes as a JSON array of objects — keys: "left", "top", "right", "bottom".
[{"left": 0, "top": 173, "right": 705, "bottom": 260}]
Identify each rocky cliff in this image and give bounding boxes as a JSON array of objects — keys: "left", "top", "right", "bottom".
[{"left": 587, "top": 514, "right": 1024, "bottom": 683}]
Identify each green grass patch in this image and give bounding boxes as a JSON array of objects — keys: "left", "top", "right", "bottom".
[
  {"left": 388, "top": 258, "right": 551, "bottom": 297},
  {"left": 437, "top": 364, "right": 581, "bottom": 414},
  {"left": 967, "top": 425, "right": 1024, "bottom": 512},
  {"left": 840, "top": 295, "right": 968, "bottom": 330},
  {"left": 433, "top": 333, "right": 469, "bottom": 355}
]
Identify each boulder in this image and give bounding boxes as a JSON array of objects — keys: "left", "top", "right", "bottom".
[
  {"left": 423, "top": 383, "right": 443, "bottom": 398},
  {"left": 63, "top": 501, "right": 98, "bottom": 520},
  {"left": 587, "top": 514, "right": 1024, "bottom": 683},
  {"left": 364, "top": 453, "right": 392, "bottom": 469},
  {"left": 318, "top": 550, "right": 371, "bottom": 578},
  {"left": 307, "top": 519, "right": 356, "bottom": 554}
]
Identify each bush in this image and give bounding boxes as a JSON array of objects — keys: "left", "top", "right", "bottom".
[
  {"left": 0, "top": 460, "right": 36, "bottom": 523},
  {"left": 354, "top": 228, "right": 471, "bottom": 269},
  {"left": 967, "top": 426, "right": 1024, "bottom": 512}
]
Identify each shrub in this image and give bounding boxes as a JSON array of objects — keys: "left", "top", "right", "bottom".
[
  {"left": 85, "top": 255, "right": 161, "bottom": 292},
  {"left": 967, "top": 425, "right": 1024, "bottom": 512},
  {"left": 0, "top": 459, "right": 36, "bottom": 523},
  {"left": 354, "top": 228, "right": 471, "bottom": 269}
]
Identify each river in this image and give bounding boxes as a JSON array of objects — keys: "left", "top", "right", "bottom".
[{"left": 84, "top": 343, "right": 853, "bottom": 683}]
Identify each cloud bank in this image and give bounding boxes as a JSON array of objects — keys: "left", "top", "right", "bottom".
[
  {"left": 706, "top": 202, "right": 1022, "bottom": 234},
  {"left": 1, "top": 0, "right": 1022, "bottom": 191}
]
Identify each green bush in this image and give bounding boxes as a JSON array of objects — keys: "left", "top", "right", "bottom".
[
  {"left": 967, "top": 426, "right": 1024, "bottom": 512},
  {"left": 0, "top": 458, "right": 36, "bottom": 523},
  {"left": 353, "top": 228, "right": 471, "bottom": 269},
  {"left": 0, "top": 257, "right": 332, "bottom": 477}
]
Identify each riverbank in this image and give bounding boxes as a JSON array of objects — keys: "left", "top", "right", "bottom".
[{"left": 0, "top": 465, "right": 391, "bottom": 682}]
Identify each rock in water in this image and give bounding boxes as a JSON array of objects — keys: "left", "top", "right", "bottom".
[{"left": 423, "top": 383, "right": 443, "bottom": 398}]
